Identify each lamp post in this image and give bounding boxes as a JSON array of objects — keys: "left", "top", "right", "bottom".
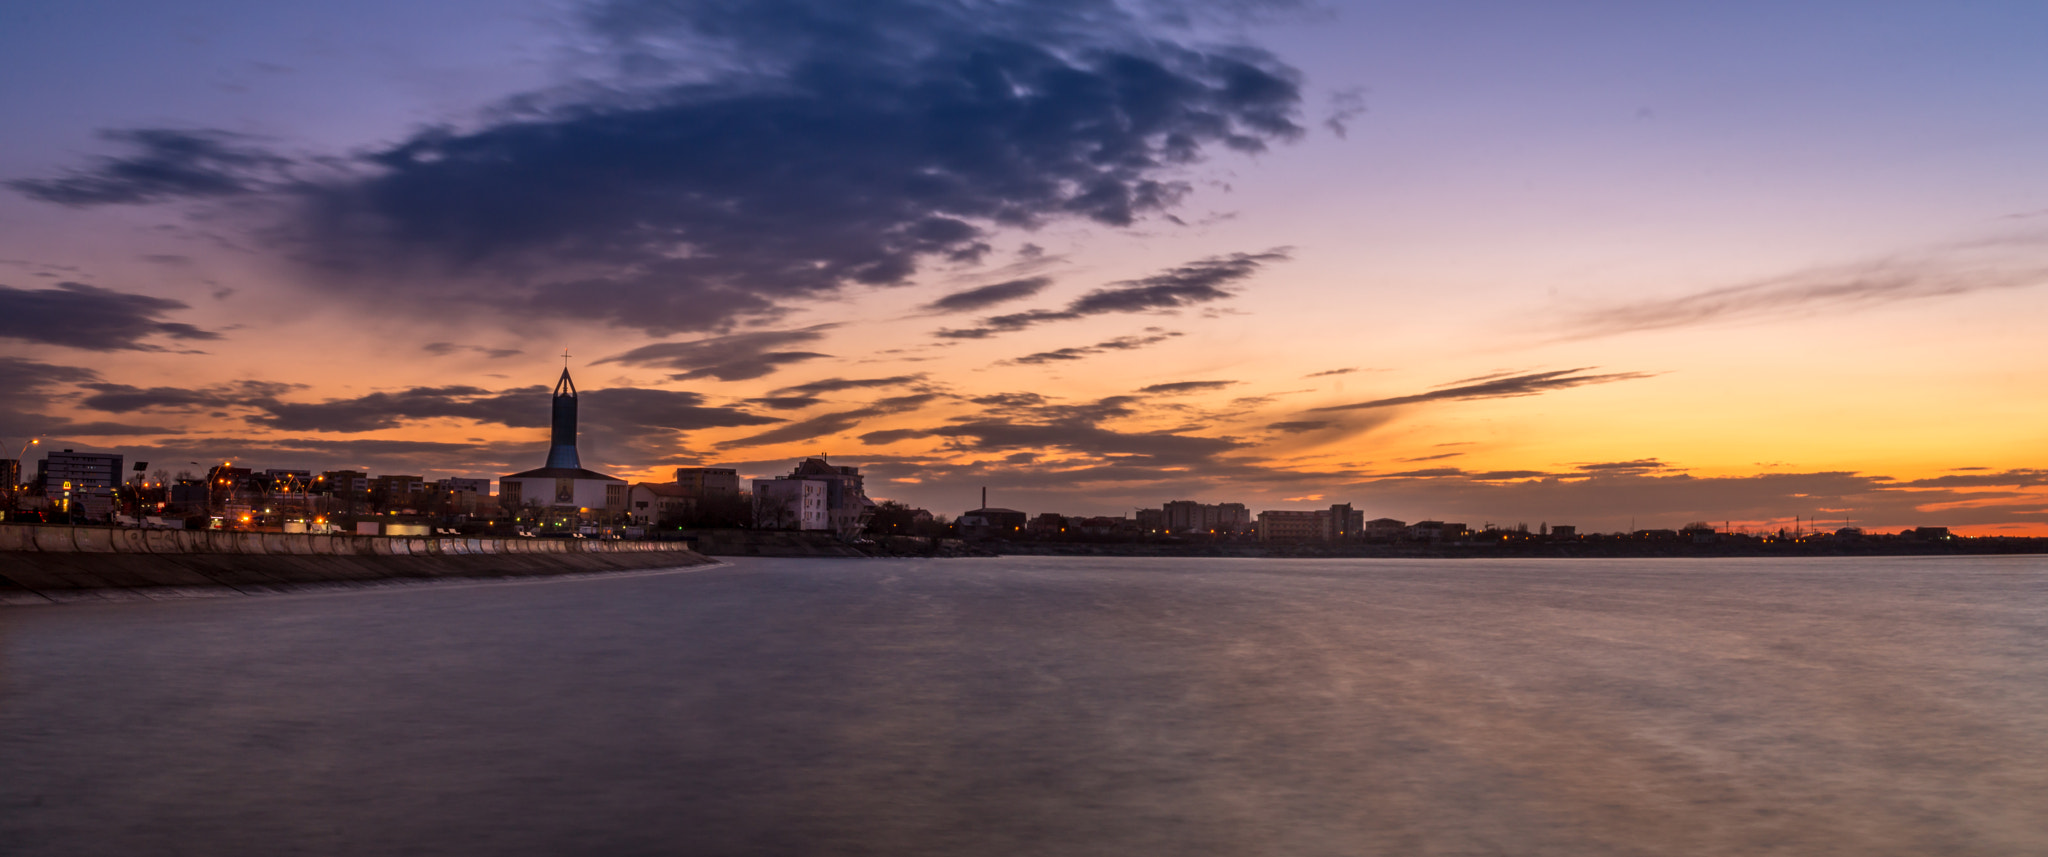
[{"left": 4, "top": 437, "right": 38, "bottom": 515}]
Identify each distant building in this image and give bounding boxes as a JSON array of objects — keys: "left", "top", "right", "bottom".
[
  {"left": 38, "top": 449, "right": 122, "bottom": 520},
  {"left": 1549, "top": 525, "right": 1577, "bottom": 540},
  {"left": 1365, "top": 517, "right": 1407, "bottom": 540},
  {"left": 754, "top": 478, "right": 828, "bottom": 531},
  {"left": 1162, "top": 500, "right": 1253, "bottom": 534},
  {"left": 1406, "top": 521, "right": 1468, "bottom": 543},
  {"left": 630, "top": 482, "right": 699, "bottom": 526},
  {"left": 959, "top": 507, "right": 1028, "bottom": 538},
  {"left": 1256, "top": 504, "right": 1366, "bottom": 542},
  {"left": 371, "top": 475, "right": 426, "bottom": 509},
  {"left": 498, "top": 367, "right": 628, "bottom": 517},
  {"left": 1257, "top": 510, "right": 1323, "bottom": 542},
  {"left": 787, "top": 458, "right": 875, "bottom": 537},
  {"left": 439, "top": 477, "right": 491, "bottom": 494},
  {"left": 1325, "top": 503, "right": 1364, "bottom": 540},
  {"left": 1027, "top": 512, "right": 1068, "bottom": 535},
  {"left": 0, "top": 459, "right": 18, "bottom": 490},
  {"left": 674, "top": 467, "right": 741, "bottom": 496}
]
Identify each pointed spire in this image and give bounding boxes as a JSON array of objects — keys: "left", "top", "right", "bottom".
[{"left": 545, "top": 359, "right": 581, "bottom": 470}]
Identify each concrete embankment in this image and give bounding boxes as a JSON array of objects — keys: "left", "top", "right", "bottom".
[{"left": 0, "top": 524, "right": 716, "bottom": 605}]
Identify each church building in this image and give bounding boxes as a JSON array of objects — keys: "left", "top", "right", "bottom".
[{"left": 498, "top": 366, "right": 627, "bottom": 518}]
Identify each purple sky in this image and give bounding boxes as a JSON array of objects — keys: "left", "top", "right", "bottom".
[{"left": 4, "top": 0, "right": 2046, "bottom": 533}]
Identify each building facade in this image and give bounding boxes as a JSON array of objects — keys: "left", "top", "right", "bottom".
[
  {"left": 753, "top": 478, "right": 828, "bottom": 530},
  {"left": 38, "top": 449, "right": 123, "bottom": 521}
]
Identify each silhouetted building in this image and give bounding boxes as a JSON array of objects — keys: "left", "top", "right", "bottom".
[
  {"left": 674, "top": 467, "right": 741, "bottom": 496},
  {"left": 1163, "top": 500, "right": 1253, "bottom": 534},
  {"left": 499, "top": 367, "right": 627, "bottom": 517},
  {"left": 39, "top": 449, "right": 122, "bottom": 520}
]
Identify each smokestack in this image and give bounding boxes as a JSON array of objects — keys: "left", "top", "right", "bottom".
[{"left": 981, "top": 486, "right": 987, "bottom": 510}]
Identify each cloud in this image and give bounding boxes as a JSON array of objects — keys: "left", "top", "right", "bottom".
[
  {"left": 1559, "top": 256, "right": 2048, "bottom": 341},
  {"left": 596, "top": 326, "right": 835, "bottom": 381},
  {"left": 240, "top": 384, "right": 780, "bottom": 436},
  {"left": 0, "top": 282, "right": 222, "bottom": 351},
  {"left": 1323, "top": 87, "right": 1367, "bottom": 138},
  {"left": 939, "top": 250, "right": 1288, "bottom": 338},
  {"left": 1009, "top": 330, "right": 1183, "bottom": 365},
  {"left": 921, "top": 277, "right": 1054, "bottom": 313},
  {"left": 1265, "top": 420, "right": 1331, "bottom": 433},
  {"left": 723, "top": 393, "right": 941, "bottom": 448},
  {"left": 422, "top": 342, "right": 524, "bottom": 359},
  {"left": 1575, "top": 459, "right": 1676, "bottom": 473},
  {"left": 743, "top": 395, "right": 824, "bottom": 411},
  {"left": 770, "top": 375, "right": 925, "bottom": 397},
  {"left": 1311, "top": 368, "right": 1656, "bottom": 412},
  {"left": 7, "top": 129, "right": 288, "bottom": 206},
  {"left": 229, "top": 0, "right": 1302, "bottom": 335},
  {"left": 1304, "top": 367, "right": 1356, "bottom": 378},
  {"left": 1139, "top": 380, "right": 1237, "bottom": 395},
  {"left": 78, "top": 380, "right": 303, "bottom": 413},
  {"left": 0, "top": 358, "right": 196, "bottom": 441}
]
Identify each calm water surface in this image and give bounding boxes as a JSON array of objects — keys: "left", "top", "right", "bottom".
[{"left": 5, "top": 556, "right": 2048, "bottom": 856}]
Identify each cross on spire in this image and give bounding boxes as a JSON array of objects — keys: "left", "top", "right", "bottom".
[{"left": 562, "top": 347, "right": 572, "bottom": 368}]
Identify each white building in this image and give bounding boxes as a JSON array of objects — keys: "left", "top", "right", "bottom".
[{"left": 754, "top": 479, "right": 828, "bottom": 531}]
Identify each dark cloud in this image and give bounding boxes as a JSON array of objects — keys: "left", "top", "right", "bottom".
[
  {"left": 243, "top": 384, "right": 779, "bottom": 435},
  {"left": 771, "top": 375, "right": 925, "bottom": 397},
  {"left": 255, "top": 0, "right": 1300, "bottom": 334},
  {"left": 1303, "top": 367, "right": 1356, "bottom": 378},
  {"left": 1138, "top": 380, "right": 1236, "bottom": 395},
  {"left": 7, "top": 129, "right": 288, "bottom": 206},
  {"left": 1399, "top": 452, "right": 1464, "bottom": 462},
  {"left": 970, "top": 392, "right": 1048, "bottom": 408},
  {"left": 856, "top": 391, "right": 1243, "bottom": 474},
  {"left": 0, "top": 282, "right": 222, "bottom": 351},
  {"left": 939, "top": 250, "right": 1287, "bottom": 338},
  {"left": 0, "top": 358, "right": 194, "bottom": 441},
  {"left": 78, "top": 380, "right": 302, "bottom": 413},
  {"left": 1009, "top": 330, "right": 1183, "bottom": 365},
  {"left": 1311, "top": 368, "right": 1657, "bottom": 412},
  {"left": 723, "top": 393, "right": 940, "bottom": 448},
  {"left": 922, "top": 277, "right": 1053, "bottom": 313},
  {"left": 596, "top": 326, "right": 835, "bottom": 381},
  {"left": 43, "top": 422, "right": 188, "bottom": 437},
  {"left": 0, "top": 357, "right": 99, "bottom": 400},
  {"left": 743, "top": 396, "right": 824, "bottom": 411},
  {"left": 1575, "top": 459, "right": 1676, "bottom": 473}
]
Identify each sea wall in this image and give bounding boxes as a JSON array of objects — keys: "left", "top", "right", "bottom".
[{"left": 0, "top": 524, "right": 716, "bottom": 604}]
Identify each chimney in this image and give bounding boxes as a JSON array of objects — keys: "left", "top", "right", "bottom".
[{"left": 981, "top": 486, "right": 987, "bottom": 511}]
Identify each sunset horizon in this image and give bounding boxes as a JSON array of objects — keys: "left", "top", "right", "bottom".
[{"left": 5, "top": 0, "right": 2044, "bottom": 536}]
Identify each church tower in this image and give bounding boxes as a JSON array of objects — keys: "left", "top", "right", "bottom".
[
  {"left": 545, "top": 367, "right": 580, "bottom": 469},
  {"left": 498, "top": 359, "right": 626, "bottom": 519}
]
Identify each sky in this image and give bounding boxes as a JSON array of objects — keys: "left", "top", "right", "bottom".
[{"left": 3, "top": 0, "right": 2046, "bottom": 534}]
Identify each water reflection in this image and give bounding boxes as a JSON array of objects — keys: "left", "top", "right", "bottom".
[{"left": 5, "top": 556, "right": 2047, "bottom": 855}]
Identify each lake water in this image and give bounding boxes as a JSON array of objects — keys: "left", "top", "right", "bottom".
[{"left": 5, "top": 555, "right": 2048, "bottom": 856}]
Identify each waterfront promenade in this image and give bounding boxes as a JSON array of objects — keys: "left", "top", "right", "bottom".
[{"left": 6, "top": 556, "right": 2047, "bottom": 855}]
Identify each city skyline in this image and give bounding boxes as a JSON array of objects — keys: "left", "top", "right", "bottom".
[{"left": 4, "top": 0, "right": 2046, "bottom": 534}]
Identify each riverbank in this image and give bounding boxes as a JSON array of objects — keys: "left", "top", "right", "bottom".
[
  {"left": 984, "top": 538, "right": 2048, "bottom": 559},
  {"left": 0, "top": 523, "right": 716, "bottom": 605}
]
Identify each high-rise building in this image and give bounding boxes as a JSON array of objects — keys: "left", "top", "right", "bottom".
[{"left": 39, "top": 449, "right": 123, "bottom": 520}]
